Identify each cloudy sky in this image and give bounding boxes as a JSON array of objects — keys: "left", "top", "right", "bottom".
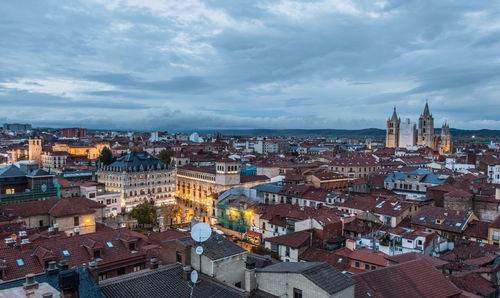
[{"left": 1, "top": 1, "right": 500, "bottom": 131}]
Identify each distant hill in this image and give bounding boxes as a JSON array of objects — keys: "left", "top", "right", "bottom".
[{"left": 194, "top": 128, "right": 500, "bottom": 139}]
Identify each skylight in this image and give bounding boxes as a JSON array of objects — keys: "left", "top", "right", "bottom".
[
  {"left": 62, "top": 249, "right": 70, "bottom": 257},
  {"left": 16, "top": 258, "right": 24, "bottom": 266},
  {"left": 106, "top": 241, "right": 114, "bottom": 248}
]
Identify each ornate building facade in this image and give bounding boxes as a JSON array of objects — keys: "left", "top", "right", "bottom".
[
  {"left": 97, "top": 151, "right": 175, "bottom": 212},
  {"left": 176, "top": 159, "right": 270, "bottom": 224}
]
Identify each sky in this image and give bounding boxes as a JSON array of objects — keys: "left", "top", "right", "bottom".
[{"left": 1, "top": 0, "right": 500, "bottom": 131}]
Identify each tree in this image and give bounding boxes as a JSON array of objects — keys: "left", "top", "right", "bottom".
[
  {"left": 161, "top": 204, "right": 182, "bottom": 226},
  {"left": 158, "top": 149, "right": 175, "bottom": 164},
  {"left": 99, "top": 147, "right": 115, "bottom": 166},
  {"left": 129, "top": 201, "right": 157, "bottom": 226}
]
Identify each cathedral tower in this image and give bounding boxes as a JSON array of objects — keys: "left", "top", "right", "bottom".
[
  {"left": 438, "top": 122, "right": 452, "bottom": 154},
  {"left": 417, "top": 102, "right": 434, "bottom": 149},
  {"left": 386, "top": 107, "right": 400, "bottom": 148}
]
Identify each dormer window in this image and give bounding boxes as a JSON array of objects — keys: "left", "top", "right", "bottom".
[
  {"left": 129, "top": 243, "right": 136, "bottom": 251},
  {"left": 94, "top": 250, "right": 101, "bottom": 259}
]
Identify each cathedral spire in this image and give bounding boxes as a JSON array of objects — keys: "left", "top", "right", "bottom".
[
  {"left": 423, "top": 100, "right": 430, "bottom": 116},
  {"left": 391, "top": 106, "right": 398, "bottom": 121}
]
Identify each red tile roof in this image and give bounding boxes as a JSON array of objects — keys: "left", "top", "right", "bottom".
[
  {"left": 353, "top": 259, "right": 462, "bottom": 298},
  {"left": 265, "top": 230, "right": 311, "bottom": 248},
  {"left": 349, "top": 250, "right": 387, "bottom": 267},
  {"left": 0, "top": 228, "right": 156, "bottom": 281},
  {"left": 385, "top": 252, "right": 448, "bottom": 268},
  {"left": 0, "top": 197, "right": 104, "bottom": 218}
]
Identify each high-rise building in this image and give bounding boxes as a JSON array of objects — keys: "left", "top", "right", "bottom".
[
  {"left": 398, "top": 118, "right": 417, "bottom": 148},
  {"left": 417, "top": 102, "right": 434, "bottom": 149},
  {"left": 385, "top": 107, "right": 400, "bottom": 148},
  {"left": 61, "top": 127, "right": 87, "bottom": 138}
]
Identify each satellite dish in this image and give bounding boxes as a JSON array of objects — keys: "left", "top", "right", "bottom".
[
  {"left": 195, "top": 246, "right": 204, "bottom": 255},
  {"left": 191, "top": 223, "right": 212, "bottom": 243},
  {"left": 190, "top": 270, "right": 198, "bottom": 284}
]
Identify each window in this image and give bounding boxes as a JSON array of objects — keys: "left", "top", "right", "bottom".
[
  {"left": 93, "top": 250, "right": 101, "bottom": 259},
  {"left": 117, "top": 267, "right": 125, "bottom": 276},
  {"left": 365, "top": 264, "right": 370, "bottom": 270},
  {"left": 62, "top": 249, "right": 71, "bottom": 257},
  {"left": 129, "top": 243, "right": 136, "bottom": 251},
  {"left": 133, "top": 265, "right": 141, "bottom": 272},
  {"left": 39, "top": 220, "right": 44, "bottom": 227},
  {"left": 106, "top": 241, "right": 114, "bottom": 248},
  {"left": 176, "top": 251, "right": 182, "bottom": 263},
  {"left": 371, "top": 266, "right": 376, "bottom": 270},
  {"left": 16, "top": 258, "right": 25, "bottom": 266},
  {"left": 355, "top": 262, "right": 360, "bottom": 268},
  {"left": 74, "top": 216, "right": 79, "bottom": 226},
  {"left": 5, "top": 188, "right": 15, "bottom": 195},
  {"left": 494, "top": 230, "right": 499, "bottom": 241},
  {"left": 99, "top": 273, "right": 107, "bottom": 281},
  {"left": 293, "top": 288, "right": 303, "bottom": 298}
]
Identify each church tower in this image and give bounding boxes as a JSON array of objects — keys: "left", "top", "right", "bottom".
[
  {"left": 215, "top": 159, "right": 240, "bottom": 186},
  {"left": 417, "top": 102, "right": 434, "bottom": 149},
  {"left": 386, "top": 107, "right": 400, "bottom": 148},
  {"left": 438, "top": 122, "right": 452, "bottom": 155},
  {"left": 29, "top": 137, "right": 42, "bottom": 164}
]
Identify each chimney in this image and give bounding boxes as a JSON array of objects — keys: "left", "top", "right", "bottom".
[
  {"left": 59, "top": 270, "right": 80, "bottom": 298},
  {"left": 20, "top": 238, "right": 31, "bottom": 251},
  {"left": 182, "top": 265, "right": 192, "bottom": 281},
  {"left": 346, "top": 239, "right": 356, "bottom": 251},
  {"left": 53, "top": 224, "right": 59, "bottom": 233},
  {"left": 5, "top": 237, "right": 15, "bottom": 248},
  {"left": 46, "top": 261, "right": 59, "bottom": 275},
  {"left": 88, "top": 260, "right": 99, "bottom": 283},
  {"left": 74, "top": 227, "right": 80, "bottom": 236},
  {"left": 150, "top": 257, "right": 159, "bottom": 269},
  {"left": 244, "top": 267, "right": 256, "bottom": 292},
  {"left": 58, "top": 260, "right": 69, "bottom": 271},
  {"left": 23, "top": 273, "right": 39, "bottom": 290}
]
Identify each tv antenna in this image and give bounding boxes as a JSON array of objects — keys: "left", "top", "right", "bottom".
[{"left": 189, "top": 222, "right": 212, "bottom": 298}]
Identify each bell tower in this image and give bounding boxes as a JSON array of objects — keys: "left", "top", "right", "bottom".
[
  {"left": 215, "top": 159, "right": 240, "bottom": 186},
  {"left": 386, "top": 106, "right": 400, "bottom": 148},
  {"left": 29, "top": 137, "right": 42, "bottom": 164},
  {"left": 417, "top": 101, "right": 434, "bottom": 149}
]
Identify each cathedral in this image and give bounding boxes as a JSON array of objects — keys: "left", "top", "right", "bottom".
[{"left": 385, "top": 102, "right": 452, "bottom": 154}]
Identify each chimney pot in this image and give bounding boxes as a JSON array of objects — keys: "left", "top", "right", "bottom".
[
  {"left": 24, "top": 273, "right": 39, "bottom": 290},
  {"left": 182, "top": 265, "right": 192, "bottom": 281}
]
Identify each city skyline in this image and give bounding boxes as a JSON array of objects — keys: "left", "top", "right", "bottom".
[{"left": 1, "top": 1, "right": 500, "bottom": 130}]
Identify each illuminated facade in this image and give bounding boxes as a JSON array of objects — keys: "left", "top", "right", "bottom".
[
  {"left": 176, "top": 159, "right": 269, "bottom": 224},
  {"left": 52, "top": 143, "right": 110, "bottom": 159},
  {"left": 98, "top": 151, "right": 175, "bottom": 212}
]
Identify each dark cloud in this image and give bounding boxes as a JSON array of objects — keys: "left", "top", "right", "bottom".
[{"left": 0, "top": 0, "right": 499, "bottom": 130}]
